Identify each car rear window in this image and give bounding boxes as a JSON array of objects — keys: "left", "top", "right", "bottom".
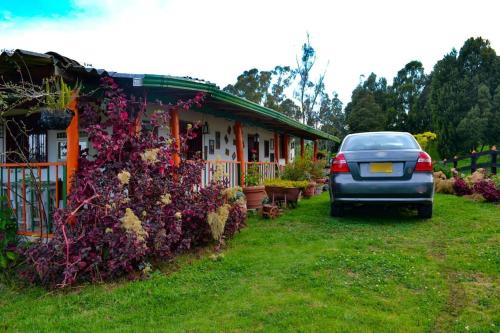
[{"left": 341, "top": 133, "right": 419, "bottom": 151}]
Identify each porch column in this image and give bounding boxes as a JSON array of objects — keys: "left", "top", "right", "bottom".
[
  {"left": 274, "top": 132, "right": 280, "bottom": 165},
  {"left": 170, "top": 108, "right": 180, "bottom": 166},
  {"left": 66, "top": 96, "right": 79, "bottom": 192},
  {"left": 234, "top": 121, "right": 245, "bottom": 186},
  {"left": 313, "top": 140, "right": 318, "bottom": 161},
  {"left": 283, "top": 134, "right": 289, "bottom": 164},
  {"left": 300, "top": 138, "right": 305, "bottom": 158}
]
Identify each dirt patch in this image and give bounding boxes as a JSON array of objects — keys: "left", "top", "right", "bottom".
[{"left": 432, "top": 271, "right": 467, "bottom": 332}]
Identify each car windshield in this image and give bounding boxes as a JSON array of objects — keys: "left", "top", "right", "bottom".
[{"left": 341, "top": 133, "right": 419, "bottom": 151}]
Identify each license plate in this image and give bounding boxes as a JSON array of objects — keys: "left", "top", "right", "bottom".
[{"left": 370, "top": 163, "right": 393, "bottom": 173}]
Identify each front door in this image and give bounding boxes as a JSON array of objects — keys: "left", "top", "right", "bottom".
[
  {"left": 247, "top": 135, "right": 259, "bottom": 162},
  {"left": 180, "top": 121, "right": 202, "bottom": 160}
]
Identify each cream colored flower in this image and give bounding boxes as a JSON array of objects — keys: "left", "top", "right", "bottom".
[
  {"left": 160, "top": 193, "right": 172, "bottom": 205},
  {"left": 174, "top": 212, "right": 182, "bottom": 220},
  {"left": 117, "top": 170, "right": 131, "bottom": 185},
  {"left": 105, "top": 227, "right": 113, "bottom": 234},
  {"left": 121, "top": 208, "right": 148, "bottom": 242},
  {"left": 187, "top": 123, "right": 192, "bottom": 130},
  {"left": 207, "top": 204, "right": 231, "bottom": 240},
  {"left": 141, "top": 148, "right": 160, "bottom": 164}
]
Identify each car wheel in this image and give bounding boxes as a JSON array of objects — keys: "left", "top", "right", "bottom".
[
  {"left": 330, "top": 202, "right": 344, "bottom": 217},
  {"left": 417, "top": 203, "right": 433, "bottom": 219}
]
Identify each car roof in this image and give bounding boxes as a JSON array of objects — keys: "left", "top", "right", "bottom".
[{"left": 344, "top": 131, "right": 413, "bottom": 137}]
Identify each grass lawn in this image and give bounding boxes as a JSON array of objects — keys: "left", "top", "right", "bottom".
[{"left": 1, "top": 193, "right": 498, "bottom": 332}]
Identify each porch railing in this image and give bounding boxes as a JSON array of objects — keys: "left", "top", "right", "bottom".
[
  {"left": 201, "top": 160, "right": 240, "bottom": 188},
  {"left": 245, "top": 161, "right": 281, "bottom": 184},
  {"left": 0, "top": 162, "right": 67, "bottom": 237},
  {"left": 200, "top": 160, "right": 282, "bottom": 188}
]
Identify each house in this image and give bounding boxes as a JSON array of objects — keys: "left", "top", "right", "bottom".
[{"left": 0, "top": 49, "right": 338, "bottom": 236}]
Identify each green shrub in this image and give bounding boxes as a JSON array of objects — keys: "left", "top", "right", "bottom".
[
  {"left": 0, "top": 196, "right": 17, "bottom": 270},
  {"left": 264, "top": 179, "right": 309, "bottom": 190},
  {"left": 245, "top": 163, "right": 261, "bottom": 186},
  {"left": 282, "top": 158, "right": 311, "bottom": 181},
  {"left": 433, "top": 161, "right": 452, "bottom": 179}
]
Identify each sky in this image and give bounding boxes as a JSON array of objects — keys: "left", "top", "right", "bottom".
[{"left": 1, "top": 0, "right": 500, "bottom": 105}]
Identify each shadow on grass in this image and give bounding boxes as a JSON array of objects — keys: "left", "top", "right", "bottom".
[{"left": 334, "top": 204, "right": 426, "bottom": 225}]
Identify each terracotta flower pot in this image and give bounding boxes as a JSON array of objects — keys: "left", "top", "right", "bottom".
[
  {"left": 243, "top": 185, "right": 267, "bottom": 210},
  {"left": 303, "top": 182, "right": 316, "bottom": 198}
]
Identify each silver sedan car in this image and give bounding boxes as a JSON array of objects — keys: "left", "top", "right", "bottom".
[{"left": 329, "top": 132, "right": 434, "bottom": 218}]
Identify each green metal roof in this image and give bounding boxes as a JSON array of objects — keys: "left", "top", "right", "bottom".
[{"left": 142, "top": 74, "right": 339, "bottom": 142}]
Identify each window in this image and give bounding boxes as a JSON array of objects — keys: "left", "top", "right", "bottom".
[
  {"left": 264, "top": 140, "right": 270, "bottom": 158},
  {"left": 28, "top": 133, "right": 47, "bottom": 162}
]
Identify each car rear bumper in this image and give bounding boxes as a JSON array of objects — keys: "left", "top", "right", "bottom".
[{"left": 330, "top": 173, "right": 434, "bottom": 204}]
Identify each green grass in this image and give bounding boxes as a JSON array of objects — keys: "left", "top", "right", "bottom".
[{"left": 1, "top": 193, "right": 499, "bottom": 332}]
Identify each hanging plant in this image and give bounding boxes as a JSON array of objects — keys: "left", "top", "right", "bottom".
[{"left": 39, "top": 76, "right": 80, "bottom": 130}]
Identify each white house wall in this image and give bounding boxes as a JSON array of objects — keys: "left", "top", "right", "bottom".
[{"left": 38, "top": 108, "right": 295, "bottom": 166}]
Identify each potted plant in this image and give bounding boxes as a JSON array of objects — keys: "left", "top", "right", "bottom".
[
  {"left": 303, "top": 180, "right": 316, "bottom": 198},
  {"left": 263, "top": 179, "right": 308, "bottom": 207},
  {"left": 243, "top": 156, "right": 267, "bottom": 210},
  {"left": 39, "top": 77, "right": 79, "bottom": 130}
]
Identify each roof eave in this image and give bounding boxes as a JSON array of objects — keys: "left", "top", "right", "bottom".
[{"left": 142, "top": 75, "right": 339, "bottom": 142}]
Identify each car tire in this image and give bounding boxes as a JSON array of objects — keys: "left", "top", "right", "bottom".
[
  {"left": 417, "top": 203, "right": 433, "bottom": 219},
  {"left": 330, "top": 202, "right": 344, "bottom": 217}
]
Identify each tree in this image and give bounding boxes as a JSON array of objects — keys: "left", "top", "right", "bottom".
[
  {"left": 345, "top": 73, "right": 390, "bottom": 133},
  {"left": 294, "top": 34, "right": 327, "bottom": 127},
  {"left": 427, "top": 37, "right": 500, "bottom": 156},
  {"left": 390, "top": 61, "right": 427, "bottom": 132},
  {"left": 345, "top": 89, "right": 386, "bottom": 133},
  {"left": 457, "top": 83, "right": 492, "bottom": 151},
  {"left": 491, "top": 85, "right": 500, "bottom": 144},
  {"left": 223, "top": 68, "right": 272, "bottom": 104},
  {"left": 223, "top": 66, "right": 300, "bottom": 120}
]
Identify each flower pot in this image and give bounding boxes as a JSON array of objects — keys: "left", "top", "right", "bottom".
[
  {"left": 39, "top": 108, "right": 74, "bottom": 130},
  {"left": 242, "top": 185, "right": 267, "bottom": 210},
  {"left": 303, "top": 182, "right": 316, "bottom": 198},
  {"left": 264, "top": 186, "right": 287, "bottom": 201},
  {"left": 265, "top": 186, "right": 302, "bottom": 207}
]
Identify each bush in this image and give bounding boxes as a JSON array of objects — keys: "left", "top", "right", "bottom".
[
  {"left": 473, "top": 180, "right": 500, "bottom": 202},
  {"left": 453, "top": 178, "right": 473, "bottom": 196},
  {"left": 264, "top": 179, "right": 309, "bottom": 190},
  {"left": 281, "top": 158, "right": 311, "bottom": 181},
  {"left": 0, "top": 196, "right": 17, "bottom": 270},
  {"left": 433, "top": 162, "right": 452, "bottom": 179},
  {"left": 20, "top": 78, "right": 246, "bottom": 288}
]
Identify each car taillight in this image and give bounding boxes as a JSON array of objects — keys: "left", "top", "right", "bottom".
[
  {"left": 415, "top": 151, "right": 432, "bottom": 172},
  {"left": 330, "top": 153, "right": 350, "bottom": 173}
]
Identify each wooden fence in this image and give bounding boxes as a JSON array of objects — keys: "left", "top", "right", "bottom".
[{"left": 441, "top": 149, "right": 498, "bottom": 174}]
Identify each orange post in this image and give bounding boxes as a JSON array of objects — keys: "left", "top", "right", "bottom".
[
  {"left": 66, "top": 95, "right": 79, "bottom": 192},
  {"left": 170, "top": 108, "right": 180, "bottom": 166},
  {"left": 234, "top": 122, "right": 245, "bottom": 186},
  {"left": 300, "top": 138, "right": 305, "bottom": 158},
  {"left": 313, "top": 140, "right": 318, "bottom": 161},
  {"left": 274, "top": 132, "right": 280, "bottom": 165},
  {"left": 283, "top": 134, "right": 289, "bottom": 164}
]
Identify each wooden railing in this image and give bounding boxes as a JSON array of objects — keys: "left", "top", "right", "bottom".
[
  {"left": 245, "top": 161, "right": 281, "bottom": 183},
  {"left": 0, "top": 162, "right": 67, "bottom": 237},
  {"left": 201, "top": 160, "right": 241, "bottom": 188},
  {"left": 441, "top": 149, "right": 498, "bottom": 174},
  {"left": 200, "top": 160, "right": 282, "bottom": 188}
]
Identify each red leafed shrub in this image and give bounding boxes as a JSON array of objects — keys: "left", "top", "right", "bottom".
[
  {"left": 452, "top": 177, "right": 473, "bottom": 196},
  {"left": 473, "top": 180, "right": 500, "bottom": 202},
  {"left": 21, "top": 78, "right": 246, "bottom": 288}
]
